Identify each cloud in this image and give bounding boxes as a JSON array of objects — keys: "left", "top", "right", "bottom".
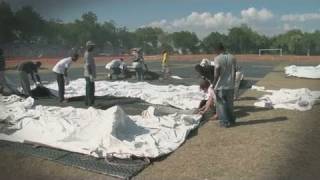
[
  {"left": 281, "top": 12, "right": 320, "bottom": 22},
  {"left": 146, "top": 7, "right": 320, "bottom": 38},
  {"left": 171, "top": 11, "right": 241, "bottom": 29},
  {"left": 146, "top": 7, "right": 275, "bottom": 38},
  {"left": 241, "top": 7, "right": 274, "bottom": 22}
]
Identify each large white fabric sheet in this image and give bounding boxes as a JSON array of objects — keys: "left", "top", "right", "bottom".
[
  {"left": 285, "top": 65, "right": 320, "bottom": 79},
  {"left": 46, "top": 79, "right": 204, "bottom": 110},
  {"left": 0, "top": 95, "right": 201, "bottom": 159},
  {"left": 252, "top": 86, "right": 320, "bottom": 111}
]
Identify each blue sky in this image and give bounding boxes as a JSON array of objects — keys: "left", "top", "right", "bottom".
[{"left": 4, "top": 0, "right": 320, "bottom": 37}]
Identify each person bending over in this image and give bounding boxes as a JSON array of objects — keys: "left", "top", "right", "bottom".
[
  {"left": 195, "top": 79, "right": 218, "bottom": 120},
  {"left": 105, "top": 58, "right": 127, "bottom": 80},
  {"left": 194, "top": 58, "right": 215, "bottom": 83},
  {"left": 52, "top": 52, "right": 79, "bottom": 102},
  {"left": 17, "top": 61, "right": 42, "bottom": 97}
]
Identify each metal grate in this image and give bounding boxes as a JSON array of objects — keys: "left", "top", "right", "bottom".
[{"left": 0, "top": 140, "right": 149, "bottom": 179}]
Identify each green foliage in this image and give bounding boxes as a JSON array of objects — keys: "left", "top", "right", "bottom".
[
  {"left": 0, "top": 2, "right": 16, "bottom": 43},
  {"left": 1, "top": 2, "right": 320, "bottom": 55},
  {"left": 171, "top": 31, "right": 200, "bottom": 54},
  {"left": 202, "top": 32, "right": 228, "bottom": 53},
  {"left": 15, "top": 6, "right": 46, "bottom": 42},
  {"left": 228, "top": 25, "right": 270, "bottom": 54},
  {"left": 134, "top": 27, "right": 165, "bottom": 54}
]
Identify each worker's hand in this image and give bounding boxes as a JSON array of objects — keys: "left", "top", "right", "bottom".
[{"left": 193, "top": 109, "right": 200, "bottom": 114}]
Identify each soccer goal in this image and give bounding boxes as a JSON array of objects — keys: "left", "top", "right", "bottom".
[{"left": 259, "top": 48, "right": 283, "bottom": 56}]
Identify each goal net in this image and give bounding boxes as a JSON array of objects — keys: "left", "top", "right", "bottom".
[{"left": 259, "top": 48, "right": 283, "bottom": 56}]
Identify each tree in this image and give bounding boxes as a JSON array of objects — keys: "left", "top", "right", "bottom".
[
  {"left": 202, "top": 32, "right": 228, "bottom": 53},
  {"left": 272, "top": 30, "right": 304, "bottom": 55},
  {"left": 134, "top": 27, "right": 166, "bottom": 54},
  {"left": 171, "top": 31, "right": 200, "bottom": 54},
  {"left": 117, "top": 27, "right": 137, "bottom": 53},
  {"left": 15, "top": 6, "right": 46, "bottom": 42},
  {"left": 0, "top": 2, "right": 16, "bottom": 43},
  {"left": 228, "top": 24, "right": 268, "bottom": 54},
  {"left": 2, "top": 3, "right": 320, "bottom": 56}
]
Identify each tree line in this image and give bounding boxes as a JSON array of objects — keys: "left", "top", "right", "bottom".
[{"left": 1, "top": 2, "right": 320, "bottom": 56}]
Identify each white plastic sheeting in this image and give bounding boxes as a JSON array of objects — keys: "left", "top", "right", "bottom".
[
  {"left": 285, "top": 65, "right": 320, "bottom": 79},
  {"left": 0, "top": 95, "right": 202, "bottom": 159},
  {"left": 170, "top": 75, "right": 183, "bottom": 80},
  {"left": 252, "top": 86, "right": 320, "bottom": 111},
  {"left": 46, "top": 79, "right": 204, "bottom": 110}
]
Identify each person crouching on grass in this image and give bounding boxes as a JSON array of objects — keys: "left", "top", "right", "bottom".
[
  {"left": 52, "top": 53, "right": 79, "bottom": 103},
  {"left": 194, "top": 79, "right": 218, "bottom": 120}
]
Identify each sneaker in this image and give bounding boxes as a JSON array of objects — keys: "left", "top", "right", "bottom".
[{"left": 219, "top": 122, "right": 232, "bottom": 128}]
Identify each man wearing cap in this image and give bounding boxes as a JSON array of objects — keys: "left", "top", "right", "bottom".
[
  {"left": 131, "top": 48, "right": 148, "bottom": 81},
  {"left": 52, "top": 53, "right": 79, "bottom": 103},
  {"left": 84, "top": 41, "right": 96, "bottom": 106},
  {"left": 17, "top": 61, "right": 42, "bottom": 97}
]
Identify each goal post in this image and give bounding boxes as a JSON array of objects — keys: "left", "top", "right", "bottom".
[{"left": 259, "top": 48, "right": 283, "bottom": 56}]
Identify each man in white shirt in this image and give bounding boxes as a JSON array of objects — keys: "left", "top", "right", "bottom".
[
  {"left": 52, "top": 53, "right": 79, "bottom": 102},
  {"left": 212, "top": 43, "right": 237, "bottom": 128},
  {"left": 105, "top": 58, "right": 127, "bottom": 79}
]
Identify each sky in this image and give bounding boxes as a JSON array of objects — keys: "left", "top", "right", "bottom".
[{"left": 4, "top": 0, "right": 320, "bottom": 38}]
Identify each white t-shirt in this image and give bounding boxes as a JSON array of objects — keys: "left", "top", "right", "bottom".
[
  {"left": 105, "top": 59, "right": 126, "bottom": 70},
  {"left": 52, "top": 57, "right": 72, "bottom": 74},
  {"left": 214, "top": 53, "right": 236, "bottom": 90}
]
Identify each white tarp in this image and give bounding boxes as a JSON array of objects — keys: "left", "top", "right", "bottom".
[
  {"left": 251, "top": 86, "right": 320, "bottom": 111},
  {"left": 45, "top": 79, "right": 204, "bottom": 110},
  {"left": 285, "top": 65, "right": 320, "bottom": 79},
  {"left": 0, "top": 95, "right": 202, "bottom": 159},
  {"left": 170, "top": 75, "right": 183, "bottom": 80}
]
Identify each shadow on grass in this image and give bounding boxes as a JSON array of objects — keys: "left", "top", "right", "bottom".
[
  {"left": 239, "top": 79, "right": 258, "bottom": 89},
  {"left": 234, "top": 105, "right": 271, "bottom": 118},
  {"left": 235, "top": 116, "right": 288, "bottom": 126}
]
